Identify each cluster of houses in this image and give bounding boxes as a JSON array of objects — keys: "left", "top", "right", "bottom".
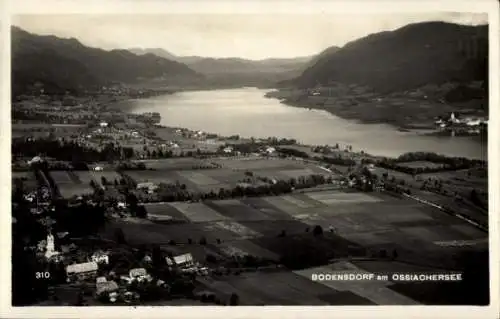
[
  {"left": 435, "top": 112, "right": 488, "bottom": 129},
  {"left": 220, "top": 145, "right": 276, "bottom": 156},
  {"left": 345, "top": 164, "right": 385, "bottom": 192},
  {"left": 136, "top": 182, "right": 159, "bottom": 194},
  {"left": 38, "top": 231, "right": 210, "bottom": 304}
]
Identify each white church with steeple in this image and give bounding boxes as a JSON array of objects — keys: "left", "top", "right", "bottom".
[
  {"left": 449, "top": 112, "right": 461, "bottom": 124},
  {"left": 45, "top": 230, "right": 60, "bottom": 260}
]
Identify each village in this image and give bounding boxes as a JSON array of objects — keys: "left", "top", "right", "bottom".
[{"left": 11, "top": 88, "right": 489, "bottom": 306}]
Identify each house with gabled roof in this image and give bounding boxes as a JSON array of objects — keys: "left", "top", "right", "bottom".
[{"left": 66, "top": 261, "right": 98, "bottom": 282}]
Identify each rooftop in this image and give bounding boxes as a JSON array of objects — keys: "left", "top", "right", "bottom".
[{"left": 66, "top": 261, "right": 98, "bottom": 274}]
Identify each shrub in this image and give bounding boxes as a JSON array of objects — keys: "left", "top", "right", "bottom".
[
  {"left": 199, "top": 237, "right": 207, "bottom": 245},
  {"left": 229, "top": 293, "right": 239, "bottom": 306},
  {"left": 313, "top": 225, "right": 323, "bottom": 236}
]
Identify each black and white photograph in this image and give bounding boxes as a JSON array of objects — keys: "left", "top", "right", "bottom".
[{"left": 2, "top": 0, "right": 499, "bottom": 318}]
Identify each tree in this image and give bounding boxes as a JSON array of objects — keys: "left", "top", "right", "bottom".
[
  {"left": 313, "top": 225, "right": 323, "bottom": 237},
  {"left": 392, "top": 249, "right": 398, "bottom": 260},
  {"left": 199, "top": 237, "right": 207, "bottom": 245},
  {"left": 379, "top": 249, "right": 387, "bottom": 258},
  {"left": 206, "top": 254, "right": 217, "bottom": 263},
  {"left": 75, "top": 289, "right": 85, "bottom": 306},
  {"left": 115, "top": 228, "right": 126, "bottom": 245},
  {"left": 152, "top": 245, "right": 164, "bottom": 270},
  {"left": 136, "top": 205, "right": 148, "bottom": 218},
  {"left": 229, "top": 293, "right": 239, "bottom": 305}
]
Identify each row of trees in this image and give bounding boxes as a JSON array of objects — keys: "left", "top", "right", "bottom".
[
  {"left": 12, "top": 137, "right": 221, "bottom": 167},
  {"left": 377, "top": 160, "right": 479, "bottom": 175},
  {"left": 312, "top": 155, "right": 357, "bottom": 166},
  {"left": 275, "top": 147, "right": 310, "bottom": 158},
  {"left": 12, "top": 138, "right": 134, "bottom": 163},
  {"left": 12, "top": 109, "right": 95, "bottom": 124},
  {"left": 391, "top": 151, "right": 484, "bottom": 166},
  {"left": 116, "top": 173, "right": 334, "bottom": 205}
]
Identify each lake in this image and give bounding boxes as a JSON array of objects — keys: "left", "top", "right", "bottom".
[{"left": 129, "top": 88, "right": 487, "bottom": 160}]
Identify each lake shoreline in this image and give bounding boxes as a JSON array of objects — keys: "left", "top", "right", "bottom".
[
  {"left": 263, "top": 87, "right": 487, "bottom": 132},
  {"left": 111, "top": 87, "right": 486, "bottom": 160}
]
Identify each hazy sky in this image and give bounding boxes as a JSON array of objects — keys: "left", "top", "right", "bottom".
[{"left": 12, "top": 13, "right": 487, "bottom": 60}]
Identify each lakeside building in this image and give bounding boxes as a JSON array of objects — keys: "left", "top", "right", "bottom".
[{"left": 435, "top": 112, "right": 487, "bottom": 131}]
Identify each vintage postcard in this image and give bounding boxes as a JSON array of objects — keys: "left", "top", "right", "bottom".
[{"left": 1, "top": 0, "right": 498, "bottom": 318}]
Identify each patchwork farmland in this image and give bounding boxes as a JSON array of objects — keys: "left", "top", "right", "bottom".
[
  {"left": 102, "top": 187, "right": 488, "bottom": 305},
  {"left": 48, "top": 170, "right": 94, "bottom": 198},
  {"left": 120, "top": 157, "right": 334, "bottom": 193}
]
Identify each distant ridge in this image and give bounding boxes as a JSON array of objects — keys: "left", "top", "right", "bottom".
[
  {"left": 128, "top": 47, "right": 314, "bottom": 75},
  {"left": 12, "top": 26, "right": 203, "bottom": 95},
  {"left": 290, "top": 21, "right": 488, "bottom": 93}
]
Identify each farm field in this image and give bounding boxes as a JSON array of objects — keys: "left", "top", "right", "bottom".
[
  {"left": 12, "top": 171, "right": 35, "bottom": 179},
  {"left": 123, "top": 168, "right": 243, "bottom": 193},
  {"left": 419, "top": 168, "right": 487, "bottom": 193},
  {"left": 409, "top": 190, "right": 488, "bottom": 227},
  {"left": 135, "top": 158, "right": 217, "bottom": 171},
  {"left": 123, "top": 157, "right": 337, "bottom": 194},
  {"left": 196, "top": 270, "right": 374, "bottom": 305},
  {"left": 176, "top": 170, "right": 232, "bottom": 193},
  {"left": 48, "top": 170, "right": 93, "bottom": 198},
  {"left": 73, "top": 171, "right": 95, "bottom": 186},
  {"left": 100, "top": 187, "right": 487, "bottom": 304},
  {"left": 294, "top": 261, "right": 419, "bottom": 305},
  {"left": 143, "top": 202, "right": 192, "bottom": 222},
  {"left": 91, "top": 171, "right": 122, "bottom": 185},
  {"left": 123, "top": 170, "right": 179, "bottom": 185},
  {"left": 113, "top": 190, "right": 487, "bottom": 255},
  {"left": 214, "top": 157, "right": 307, "bottom": 171},
  {"left": 12, "top": 171, "right": 38, "bottom": 191}
]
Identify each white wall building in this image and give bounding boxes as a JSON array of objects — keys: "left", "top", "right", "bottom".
[
  {"left": 66, "top": 261, "right": 98, "bottom": 281},
  {"left": 91, "top": 253, "right": 110, "bottom": 265},
  {"left": 166, "top": 253, "right": 196, "bottom": 270},
  {"left": 45, "top": 232, "right": 60, "bottom": 260}
]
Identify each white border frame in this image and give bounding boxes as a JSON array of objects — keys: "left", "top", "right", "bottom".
[{"left": 1, "top": 1, "right": 499, "bottom": 318}]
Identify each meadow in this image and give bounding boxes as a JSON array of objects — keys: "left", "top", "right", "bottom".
[
  {"left": 49, "top": 171, "right": 93, "bottom": 198},
  {"left": 95, "top": 164, "right": 488, "bottom": 305}
]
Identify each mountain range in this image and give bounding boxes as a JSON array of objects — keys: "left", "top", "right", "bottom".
[
  {"left": 289, "top": 21, "right": 488, "bottom": 93},
  {"left": 128, "top": 47, "right": 315, "bottom": 75},
  {"left": 11, "top": 21, "right": 488, "bottom": 97},
  {"left": 11, "top": 26, "right": 203, "bottom": 95}
]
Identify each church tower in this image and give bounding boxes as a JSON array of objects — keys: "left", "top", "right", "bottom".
[{"left": 45, "top": 231, "right": 59, "bottom": 260}]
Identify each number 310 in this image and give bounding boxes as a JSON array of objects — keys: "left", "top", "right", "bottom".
[{"left": 35, "top": 272, "right": 51, "bottom": 279}]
